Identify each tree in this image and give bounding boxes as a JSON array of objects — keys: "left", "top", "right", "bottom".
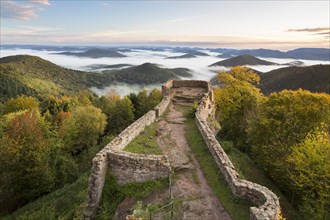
[
  {"left": 106, "top": 97, "right": 135, "bottom": 134},
  {"left": 248, "top": 90, "right": 330, "bottom": 179},
  {"left": 286, "top": 126, "right": 330, "bottom": 219},
  {"left": 0, "top": 110, "right": 55, "bottom": 212},
  {"left": 214, "top": 66, "right": 263, "bottom": 151},
  {"left": 60, "top": 105, "right": 107, "bottom": 159},
  {"left": 135, "top": 90, "right": 149, "bottom": 118},
  {"left": 2, "top": 95, "right": 39, "bottom": 115},
  {"left": 106, "top": 89, "right": 120, "bottom": 104},
  {"left": 248, "top": 89, "right": 330, "bottom": 216},
  {"left": 148, "top": 88, "right": 162, "bottom": 108},
  {"left": 129, "top": 89, "right": 162, "bottom": 119}
]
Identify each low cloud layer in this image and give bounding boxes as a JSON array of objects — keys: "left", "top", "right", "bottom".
[{"left": 1, "top": 48, "right": 329, "bottom": 96}]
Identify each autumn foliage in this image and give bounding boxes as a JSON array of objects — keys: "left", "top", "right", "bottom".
[{"left": 215, "top": 66, "right": 330, "bottom": 218}]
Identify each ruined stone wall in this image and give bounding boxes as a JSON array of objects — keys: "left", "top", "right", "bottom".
[
  {"left": 84, "top": 80, "right": 280, "bottom": 220},
  {"left": 172, "top": 79, "right": 209, "bottom": 88},
  {"left": 84, "top": 88, "right": 172, "bottom": 219},
  {"left": 109, "top": 152, "right": 169, "bottom": 184},
  {"left": 194, "top": 82, "right": 280, "bottom": 220}
]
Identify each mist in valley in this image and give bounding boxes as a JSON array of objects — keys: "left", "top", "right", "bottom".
[{"left": 1, "top": 48, "right": 329, "bottom": 96}]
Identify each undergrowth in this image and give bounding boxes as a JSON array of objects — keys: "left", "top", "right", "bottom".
[{"left": 96, "top": 172, "right": 168, "bottom": 219}]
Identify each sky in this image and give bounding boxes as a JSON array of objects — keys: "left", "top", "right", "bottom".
[{"left": 1, "top": 0, "right": 330, "bottom": 50}]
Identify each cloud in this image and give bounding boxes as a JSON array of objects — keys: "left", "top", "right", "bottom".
[
  {"left": 3, "top": 25, "right": 65, "bottom": 36},
  {"left": 100, "top": 2, "right": 111, "bottom": 8},
  {"left": 0, "top": 1, "right": 43, "bottom": 20},
  {"left": 30, "top": 0, "right": 51, "bottom": 5},
  {"left": 287, "top": 27, "right": 330, "bottom": 32},
  {"left": 314, "top": 31, "right": 330, "bottom": 36}
]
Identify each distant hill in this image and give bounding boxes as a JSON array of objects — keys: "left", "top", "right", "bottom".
[
  {"left": 166, "top": 50, "right": 209, "bottom": 59},
  {"left": 170, "top": 68, "right": 193, "bottom": 77},
  {"left": 166, "top": 54, "right": 197, "bottom": 59},
  {"left": 286, "top": 48, "right": 330, "bottom": 61},
  {"left": 84, "top": 64, "right": 133, "bottom": 70},
  {"left": 210, "top": 55, "right": 277, "bottom": 67},
  {"left": 171, "top": 47, "right": 208, "bottom": 55},
  {"left": 0, "top": 55, "right": 190, "bottom": 101},
  {"left": 282, "top": 61, "right": 305, "bottom": 66},
  {"left": 210, "top": 65, "right": 329, "bottom": 95},
  {"left": 0, "top": 55, "right": 93, "bottom": 101},
  {"left": 56, "top": 48, "right": 126, "bottom": 58},
  {"left": 101, "top": 63, "right": 184, "bottom": 84},
  {"left": 211, "top": 48, "right": 330, "bottom": 61},
  {"left": 259, "top": 65, "right": 330, "bottom": 94}
]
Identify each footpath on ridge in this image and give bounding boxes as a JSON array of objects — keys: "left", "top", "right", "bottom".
[
  {"left": 86, "top": 80, "right": 279, "bottom": 220},
  {"left": 158, "top": 87, "right": 231, "bottom": 220},
  {"left": 113, "top": 86, "right": 231, "bottom": 220}
]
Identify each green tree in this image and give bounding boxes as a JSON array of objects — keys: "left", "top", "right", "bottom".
[
  {"left": 135, "top": 90, "right": 149, "bottom": 118},
  {"left": 286, "top": 126, "right": 330, "bottom": 219},
  {"left": 2, "top": 95, "right": 39, "bottom": 115},
  {"left": 60, "top": 105, "right": 107, "bottom": 159},
  {"left": 129, "top": 89, "right": 162, "bottom": 119},
  {"left": 214, "top": 66, "right": 263, "bottom": 151},
  {"left": 148, "top": 88, "right": 162, "bottom": 108},
  {"left": 0, "top": 110, "right": 55, "bottom": 212},
  {"left": 248, "top": 90, "right": 330, "bottom": 180},
  {"left": 106, "top": 97, "right": 135, "bottom": 134},
  {"left": 248, "top": 89, "right": 330, "bottom": 217}
]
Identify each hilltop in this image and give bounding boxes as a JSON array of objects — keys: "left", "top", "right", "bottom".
[
  {"left": 0, "top": 55, "right": 189, "bottom": 101},
  {"left": 210, "top": 64, "right": 329, "bottom": 95},
  {"left": 101, "top": 63, "right": 187, "bottom": 84},
  {"left": 211, "top": 48, "right": 330, "bottom": 61},
  {"left": 0, "top": 55, "right": 91, "bottom": 101},
  {"left": 84, "top": 64, "right": 134, "bottom": 70},
  {"left": 166, "top": 51, "right": 210, "bottom": 59},
  {"left": 56, "top": 48, "right": 126, "bottom": 58},
  {"left": 210, "top": 54, "right": 277, "bottom": 67},
  {"left": 259, "top": 64, "right": 330, "bottom": 94}
]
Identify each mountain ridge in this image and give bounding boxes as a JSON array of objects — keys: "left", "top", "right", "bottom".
[
  {"left": 210, "top": 54, "right": 278, "bottom": 67},
  {"left": 0, "top": 55, "right": 189, "bottom": 101},
  {"left": 55, "top": 48, "right": 127, "bottom": 58}
]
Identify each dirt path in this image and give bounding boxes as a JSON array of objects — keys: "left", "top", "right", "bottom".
[
  {"left": 113, "top": 87, "right": 231, "bottom": 220},
  {"left": 155, "top": 87, "right": 231, "bottom": 220}
]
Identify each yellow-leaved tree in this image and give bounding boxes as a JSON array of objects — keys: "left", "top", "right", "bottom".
[{"left": 214, "top": 66, "right": 264, "bottom": 151}]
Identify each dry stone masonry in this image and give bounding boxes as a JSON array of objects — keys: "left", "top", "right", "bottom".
[
  {"left": 83, "top": 93, "right": 171, "bottom": 219},
  {"left": 84, "top": 80, "right": 280, "bottom": 220},
  {"left": 192, "top": 80, "right": 280, "bottom": 220}
]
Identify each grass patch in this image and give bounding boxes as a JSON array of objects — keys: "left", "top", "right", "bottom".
[
  {"left": 5, "top": 171, "right": 168, "bottom": 220},
  {"left": 191, "top": 169, "right": 200, "bottom": 185},
  {"left": 96, "top": 172, "right": 168, "bottom": 219},
  {"left": 184, "top": 117, "right": 251, "bottom": 220},
  {"left": 124, "top": 122, "right": 163, "bottom": 155},
  {"left": 221, "top": 141, "right": 301, "bottom": 220},
  {"left": 4, "top": 173, "right": 89, "bottom": 220}
]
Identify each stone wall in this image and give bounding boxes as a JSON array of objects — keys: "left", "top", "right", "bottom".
[
  {"left": 109, "top": 152, "right": 169, "bottom": 184},
  {"left": 84, "top": 87, "right": 172, "bottom": 219},
  {"left": 194, "top": 82, "right": 280, "bottom": 220},
  {"left": 172, "top": 79, "right": 209, "bottom": 88},
  {"left": 84, "top": 80, "right": 280, "bottom": 220}
]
